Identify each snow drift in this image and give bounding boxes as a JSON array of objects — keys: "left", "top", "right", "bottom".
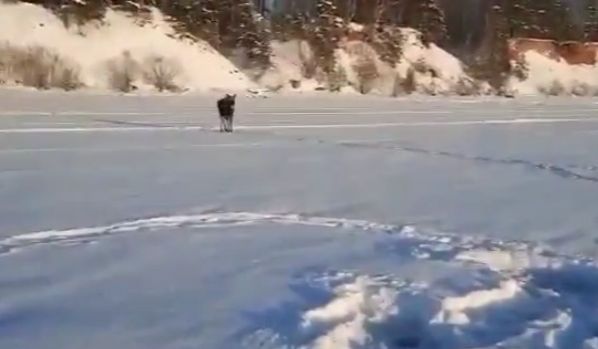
[
  {"left": 0, "top": 2, "right": 254, "bottom": 92},
  {"left": 508, "top": 51, "right": 598, "bottom": 96},
  {"left": 505, "top": 37, "right": 598, "bottom": 96}
]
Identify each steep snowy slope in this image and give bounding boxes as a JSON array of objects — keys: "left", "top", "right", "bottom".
[{"left": 0, "top": 2, "right": 254, "bottom": 92}]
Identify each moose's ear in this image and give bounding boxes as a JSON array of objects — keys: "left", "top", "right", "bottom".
[{"left": 232, "top": 94, "right": 237, "bottom": 99}]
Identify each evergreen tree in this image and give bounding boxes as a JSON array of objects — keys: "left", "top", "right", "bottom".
[
  {"left": 333, "top": 0, "right": 354, "bottom": 22},
  {"left": 192, "top": 0, "right": 221, "bottom": 47},
  {"left": 232, "top": 0, "right": 271, "bottom": 68},
  {"left": 406, "top": 0, "right": 448, "bottom": 46},
  {"left": 378, "top": 0, "right": 402, "bottom": 26},
  {"left": 368, "top": 0, "right": 403, "bottom": 66},
  {"left": 493, "top": 1, "right": 512, "bottom": 75},
  {"left": 549, "top": 0, "right": 577, "bottom": 41},
  {"left": 525, "top": 1, "right": 551, "bottom": 39},
  {"left": 470, "top": 0, "right": 511, "bottom": 90},
  {"left": 55, "top": 0, "right": 108, "bottom": 27},
  {"left": 310, "top": 0, "right": 342, "bottom": 73},
  {"left": 584, "top": 1, "right": 598, "bottom": 41},
  {"left": 505, "top": 0, "right": 530, "bottom": 37},
  {"left": 354, "top": 0, "right": 375, "bottom": 24}
]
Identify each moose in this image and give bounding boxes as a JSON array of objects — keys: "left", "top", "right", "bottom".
[{"left": 217, "top": 94, "right": 236, "bottom": 133}]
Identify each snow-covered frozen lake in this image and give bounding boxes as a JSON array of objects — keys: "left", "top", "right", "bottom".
[{"left": 2, "top": 90, "right": 598, "bottom": 349}]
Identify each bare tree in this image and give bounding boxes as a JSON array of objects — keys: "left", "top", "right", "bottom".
[
  {"left": 106, "top": 51, "right": 139, "bottom": 92},
  {"left": 353, "top": 51, "right": 379, "bottom": 94},
  {"left": 143, "top": 55, "right": 182, "bottom": 92}
]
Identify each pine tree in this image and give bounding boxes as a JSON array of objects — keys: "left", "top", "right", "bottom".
[
  {"left": 55, "top": 0, "right": 108, "bottom": 27},
  {"left": 549, "top": 0, "right": 577, "bottom": 41},
  {"left": 196, "top": 0, "right": 269, "bottom": 69},
  {"left": 489, "top": 0, "right": 540, "bottom": 39},
  {"left": 505, "top": 0, "right": 530, "bottom": 38},
  {"left": 406, "top": 0, "right": 448, "bottom": 46},
  {"left": 470, "top": 0, "right": 511, "bottom": 90},
  {"left": 233, "top": 0, "right": 271, "bottom": 68},
  {"left": 584, "top": 2, "right": 598, "bottom": 42},
  {"left": 161, "top": 0, "right": 272, "bottom": 69},
  {"left": 333, "top": 0, "right": 354, "bottom": 22},
  {"left": 354, "top": 0, "right": 375, "bottom": 24},
  {"left": 310, "top": 0, "right": 342, "bottom": 73},
  {"left": 193, "top": 0, "right": 221, "bottom": 47},
  {"left": 368, "top": 0, "right": 404, "bottom": 67},
  {"left": 194, "top": 0, "right": 220, "bottom": 47},
  {"left": 493, "top": 1, "right": 512, "bottom": 76},
  {"left": 289, "top": 12, "right": 310, "bottom": 39},
  {"left": 377, "top": 0, "right": 402, "bottom": 26},
  {"left": 526, "top": 1, "right": 551, "bottom": 39},
  {"left": 156, "top": 0, "right": 221, "bottom": 48}
]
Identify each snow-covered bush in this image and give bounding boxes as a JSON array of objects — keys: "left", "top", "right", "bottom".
[
  {"left": 0, "top": 43, "right": 82, "bottom": 90},
  {"left": 352, "top": 52, "right": 379, "bottom": 94},
  {"left": 142, "top": 55, "right": 181, "bottom": 92},
  {"left": 105, "top": 51, "right": 139, "bottom": 92}
]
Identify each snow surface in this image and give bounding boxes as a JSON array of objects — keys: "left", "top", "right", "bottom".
[{"left": 1, "top": 90, "right": 598, "bottom": 349}]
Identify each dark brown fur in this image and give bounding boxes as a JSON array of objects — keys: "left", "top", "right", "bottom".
[{"left": 217, "top": 94, "right": 236, "bottom": 133}]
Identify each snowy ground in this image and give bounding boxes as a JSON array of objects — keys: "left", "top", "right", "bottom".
[{"left": 1, "top": 90, "right": 598, "bottom": 349}]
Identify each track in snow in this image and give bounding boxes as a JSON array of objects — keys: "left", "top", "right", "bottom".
[
  {"left": 340, "top": 141, "right": 598, "bottom": 184},
  {"left": 3, "top": 210, "right": 598, "bottom": 349},
  {"left": 2, "top": 116, "right": 598, "bottom": 134}
]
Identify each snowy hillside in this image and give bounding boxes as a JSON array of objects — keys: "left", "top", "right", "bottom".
[
  {"left": 508, "top": 51, "right": 598, "bottom": 96},
  {"left": 261, "top": 29, "right": 481, "bottom": 96},
  {"left": 0, "top": 2, "right": 481, "bottom": 96},
  {"left": 0, "top": 2, "right": 254, "bottom": 92},
  {"left": 1, "top": 2, "right": 597, "bottom": 97}
]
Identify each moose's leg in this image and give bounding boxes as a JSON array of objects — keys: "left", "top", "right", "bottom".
[
  {"left": 229, "top": 115, "right": 234, "bottom": 133},
  {"left": 220, "top": 117, "right": 225, "bottom": 132},
  {"left": 226, "top": 117, "right": 233, "bottom": 133}
]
